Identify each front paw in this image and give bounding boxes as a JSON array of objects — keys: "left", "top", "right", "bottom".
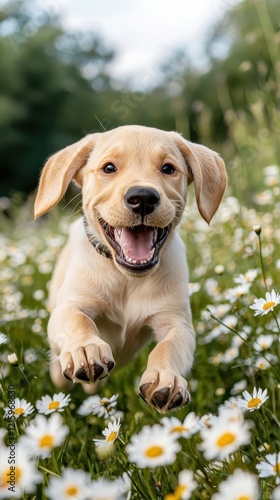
[
  {"left": 60, "top": 340, "right": 115, "bottom": 384},
  {"left": 139, "top": 369, "right": 190, "bottom": 413}
]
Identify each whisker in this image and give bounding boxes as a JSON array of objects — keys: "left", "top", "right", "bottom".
[{"left": 62, "top": 192, "right": 82, "bottom": 211}]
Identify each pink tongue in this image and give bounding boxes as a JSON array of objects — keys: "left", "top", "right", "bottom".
[{"left": 115, "top": 228, "right": 154, "bottom": 261}]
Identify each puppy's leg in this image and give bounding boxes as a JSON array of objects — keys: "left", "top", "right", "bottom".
[
  {"left": 48, "top": 304, "right": 115, "bottom": 385},
  {"left": 139, "top": 313, "right": 195, "bottom": 413}
]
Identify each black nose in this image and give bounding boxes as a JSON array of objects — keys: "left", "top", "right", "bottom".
[{"left": 125, "top": 187, "right": 160, "bottom": 220}]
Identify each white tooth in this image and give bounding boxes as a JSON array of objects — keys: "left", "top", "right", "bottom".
[
  {"left": 132, "top": 260, "right": 137, "bottom": 264},
  {"left": 153, "top": 228, "right": 158, "bottom": 244}
]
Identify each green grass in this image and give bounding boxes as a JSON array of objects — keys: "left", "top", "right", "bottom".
[{"left": 1, "top": 101, "right": 280, "bottom": 499}]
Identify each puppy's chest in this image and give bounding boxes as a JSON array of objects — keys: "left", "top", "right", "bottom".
[{"left": 95, "top": 285, "right": 154, "bottom": 360}]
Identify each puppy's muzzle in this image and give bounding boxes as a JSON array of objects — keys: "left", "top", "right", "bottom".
[{"left": 125, "top": 187, "right": 160, "bottom": 222}]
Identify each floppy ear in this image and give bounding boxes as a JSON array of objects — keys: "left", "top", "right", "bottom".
[
  {"left": 34, "top": 134, "right": 98, "bottom": 219},
  {"left": 174, "top": 135, "right": 227, "bottom": 224}
]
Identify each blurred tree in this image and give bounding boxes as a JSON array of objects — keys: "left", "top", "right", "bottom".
[
  {"left": 0, "top": 0, "right": 116, "bottom": 195},
  {"left": 178, "top": 0, "right": 280, "bottom": 143}
]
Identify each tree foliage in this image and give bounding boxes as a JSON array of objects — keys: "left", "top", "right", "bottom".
[{"left": 0, "top": 0, "right": 279, "bottom": 195}]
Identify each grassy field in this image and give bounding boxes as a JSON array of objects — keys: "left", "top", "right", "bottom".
[{"left": 0, "top": 103, "right": 280, "bottom": 499}]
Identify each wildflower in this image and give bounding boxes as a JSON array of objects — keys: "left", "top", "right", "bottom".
[
  {"left": 20, "top": 413, "right": 69, "bottom": 458},
  {"left": 250, "top": 290, "right": 280, "bottom": 316},
  {"left": 165, "top": 469, "right": 197, "bottom": 500},
  {"left": 212, "top": 468, "right": 259, "bottom": 500},
  {"left": 256, "top": 452, "right": 280, "bottom": 484},
  {"left": 214, "top": 265, "right": 224, "bottom": 275},
  {"left": 4, "top": 398, "right": 34, "bottom": 419},
  {"left": 0, "top": 333, "right": 8, "bottom": 345},
  {"left": 126, "top": 424, "right": 181, "bottom": 468},
  {"left": 253, "top": 334, "right": 274, "bottom": 351},
  {"left": 188, "top": 282, "right": 200, "bottom": 296},
  {"left": 253, "top": 224, "right": 262, "bottom": 235},
  {"left": 225, "top": 284, "right": 250, "bottom": 302},
  {"left": 32, "top": 289, "right": 45, "bottom": 301},
  {"left": 221, "top": 346, "right": 239, "bottom": 363},
  {"left": 236, "top": 387, "right": 269, "bottom": 413},
  {"left": 85, "top": 473, "right": 131, "bottom": 500},
  {"left": 234, "top": 269, "right": 259, "bottom": 285},
  {"left": 93, "top": 418, "right": 121, "bottom": 448},
  {"left": 36, "top": 392, "right": 71, "bottom": 414},
  {"left": 45, "top": 468, "right": 91, "bottom": 500},
  {"left": 78, "top": 394, "right": 118, "bottom": 418},
  {"left": 0, "top": 444, "right": 42, "bottom": 497},
  {"left": 7, "top": 352, "right": 19, "bottom": 366},
  {"left": 231, "top": 380, "right": 247, "bottom": 395},
  {"left": 162, "top": 412, "right": 200, "bottom": 438},
  {"left": 255, "top": 356, "right": 271, "bottom": 371},
  {"left": 199, "top": 408, "right": 251, "bottom": 460}
]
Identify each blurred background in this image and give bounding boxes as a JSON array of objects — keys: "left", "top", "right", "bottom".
[{"left": 0, "top": 0, "right": 279, "bottom": 203}]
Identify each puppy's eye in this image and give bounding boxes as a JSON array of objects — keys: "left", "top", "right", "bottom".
[
  {"left": 161, "top": 163, "right": 175, "bottom": 175},
  {"left": 103, "top": 163, "right": 117, "bottom": 174}
]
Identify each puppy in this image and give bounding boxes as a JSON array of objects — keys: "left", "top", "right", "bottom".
[{"left": 34, "top": 125, "right": 227, "bottom": 413}]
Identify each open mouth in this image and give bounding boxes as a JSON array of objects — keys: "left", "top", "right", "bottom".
[{"left": 99, "top": 219, "right": 170, "bottom": 272}]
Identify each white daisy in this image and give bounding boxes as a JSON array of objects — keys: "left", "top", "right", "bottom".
[
  {"left": 0, "top": 444, "right": 42, "bottom": 498},
  {"left": 4, "top": 398, "right": 34, "bottom": 419},
  {"left": 255, "top": 356, "right": 271, "bottom": 371},
  {"left": 126, "top": 424, "right": 181, "bottom": 468},
  {"left": 225, "top": 284, "right": 251, "bottom": 302},
  {"left": 188, "top": 282, "right": 201, "bottom": 296},
  {"left": 93, "top": 418, "right": 121, "bottom": 448},
  {"left": 45, "top": 468, "right": 91, "bottom": 500},
  {"left": 77, "top": 395, "right": 102, "bottom": 416},
  {"left": 230, "top": 380, "right": 247, "bottom": 395},
  {"left": 253, "top": 334, "right": 274, "bottom": 351},
  {"left": 78, "top": 394, "right": 118, "bottom": 418},
  {"left": 161, "top": 412, "right": 200, "bottom": 438},
  {"left": 0, "top": 333, "right": 8, "bottom": 345},
  {"left": 199, "top": 408, "right": 251, "bottom": 460},
  {"left": 7, "top": 353, "right": 18, "bottom": 366},
  {"left": 36, "top": 392, "right": 71, "bottom": 414},
  {"left": 236, "top": 387, "right": 269, "bottom": 413},
  {"left": 234, "top": 269, "right": 259, "bottom": 285},
  {"left": 20, "top": 413, "right": 69, "bottom": 458},
  {"left": 212, "top": 468, "right": 259, "bottom": 500},
  {"left": 165, "top": 469, "right": 197, "bottom": 500},
  {"left": 256, "top": 452, "right": 280, "bottom": 484},
  {"left": 250, "top": 289, "right": 280, "bottom": 316},
  {"left": 85, "top": 474, "right": 131, "bottom": 500}
]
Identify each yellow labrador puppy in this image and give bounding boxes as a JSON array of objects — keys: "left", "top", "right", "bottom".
[{"left": 34, "top": 125, "right": 227, "bottom": 413}]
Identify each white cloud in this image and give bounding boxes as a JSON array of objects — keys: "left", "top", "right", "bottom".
[{"left": 59, "top": 0, "right": 236, "bottom": 84}]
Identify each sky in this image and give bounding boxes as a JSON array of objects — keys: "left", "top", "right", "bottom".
[{"left": 57, "top": 0, "right": 238, "bottom": 86}]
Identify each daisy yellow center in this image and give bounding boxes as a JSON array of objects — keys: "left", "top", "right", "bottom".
[
  {"left": 145, "top": 445, "right": 164, "bottom": 458},
  {"left": 65, "top": 485, "right": 79, "bottom": 496},
  {"left": 165, "top": 485, "right": 187, "bottom": 500},
  {"left": 216, "top": 432, "right": 236, "bottom": 448},
  {"left": 262, "top": 301, "right": 275, "bottom": 310},
  {"left": 49, "top": 401, "right": 60, "bottom": 410},
  {"left": 247, "top": 397, "right": 261, "bottom": 408},
  {"left": 14, "top": 407, "right": 24, "bottom": 415},
  {"left": 0, "top": 467, "right": 21, "bottom": 487},
  {"left": 237, "top": 496, "right": 250, "bottom": 500},
  {"left": 39, "top": 434, "right": 54, "bottom": 448},
  {"left": 172, "top": 426, "right": 187, "bottom": 433},
  {"left": 273, "top": 462, "right": 280, "bottom": 474},
  {"left": 107, "top": 431, "right": 117, "bottom": 443}
]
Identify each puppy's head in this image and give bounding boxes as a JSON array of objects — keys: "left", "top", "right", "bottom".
[{"left": 35, "top": 125, "right": 227, "bottom": 275}]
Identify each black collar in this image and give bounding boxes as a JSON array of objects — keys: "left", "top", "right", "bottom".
[{"left": 83, "top": 215, "right": 112, "bottom": 259}]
